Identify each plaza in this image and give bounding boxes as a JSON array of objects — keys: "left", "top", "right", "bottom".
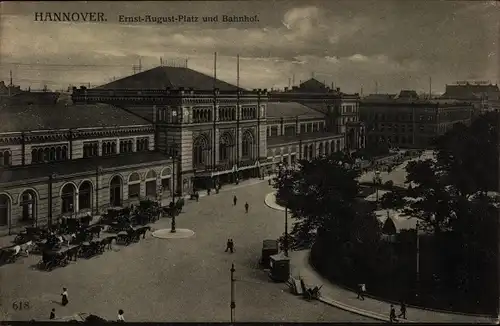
[{"left": 0, "top": 181, "right": 373, "bottom": 322}]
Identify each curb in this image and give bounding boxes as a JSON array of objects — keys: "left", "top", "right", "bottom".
[
  {"left": 264, "top": 192, "right": 287, "bottom": 211},
  {"left": 318, "top": 296, "right": 401, "bottom": 323}
]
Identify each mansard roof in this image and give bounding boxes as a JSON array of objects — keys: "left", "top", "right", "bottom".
[
  {"left": 299, "top": 78, "right": 329, "bottom": 91},
  {"left": 96, "top": 66, "right": 242, "bottom": 91},
  {"left": 266, "top": 102, "right": 325, "bottom": 118},
  {"left": 0, "top": 102, "right": 151, "bottom": 133}
]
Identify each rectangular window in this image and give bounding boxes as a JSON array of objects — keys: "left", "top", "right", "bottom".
[
  {"left": 284, "top": 125, "right": 296, "bottom": 136},
  {"left": 300, "top": 124, "right": 306, "bottom": 133},
  {"left": 136, "top": 138, "right": 150, "bottom": 152},
  {"left": 83, "top": 142, "right": 99, "bottom": 158},
  {"left": 270, "top": 126, "right": 278, "bottom": 137}
]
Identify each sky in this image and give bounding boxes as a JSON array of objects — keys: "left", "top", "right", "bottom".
[{"left": 0, "top": 0, "right": 498, "bottom": 94}]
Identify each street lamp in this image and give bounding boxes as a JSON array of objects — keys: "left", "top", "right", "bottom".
[
  {"left": 284, "top": 206, "right": 289, "bottom": 257},
  {"left": 373, "top": 170, "right": 382, "bottom": 203},
  {"left": 415, "top": 220, "right": 421, "bottom": 298}
]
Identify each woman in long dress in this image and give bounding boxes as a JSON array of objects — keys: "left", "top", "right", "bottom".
[{"left": 61, "top": 288, "right": 68, "bottom": 306}]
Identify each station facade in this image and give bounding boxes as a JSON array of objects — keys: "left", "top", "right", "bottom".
[{"left": 0, "top": 66, "right": 364, "bottom": 235}]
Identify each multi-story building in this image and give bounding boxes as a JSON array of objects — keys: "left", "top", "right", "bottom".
[
  {"left": 360, "top": 90, "right": 474, "bottom": 149},
  {"left": 0, "top": 95, "right": 174, "bottom": 235},
  {"left": 0, "top": 67, "right": 364, "bottom": 235},
  {"left": 441, "top": 81, "right": 500, "bottom": 112},
  {"left": 267, "top": 78, "right": 365, "bottom": 162}
]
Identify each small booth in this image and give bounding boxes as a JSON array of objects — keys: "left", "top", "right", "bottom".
[
  {"left": 268, "top": 252, "right": 290, "bottom": 282},
  {"left": 260, "top": 239, "right": 279, "bottom": 268}
]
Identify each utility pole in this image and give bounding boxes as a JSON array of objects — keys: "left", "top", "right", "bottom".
[
  {"left": 230, "top": 263, "right": 236, "bottom": 323},
  {"left": 284, "top": 206, "right": 289, "bottom": 257},
  {"left": 415, "top": 220, "right": 420, "bottom": 298}
]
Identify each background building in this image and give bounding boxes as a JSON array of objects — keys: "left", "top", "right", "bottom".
[
  {"left": 441, "top": 81, "right": 500, "bottom": 112},
  {"left": 360, "top": 90, "right": 474, "bottom": 149}
]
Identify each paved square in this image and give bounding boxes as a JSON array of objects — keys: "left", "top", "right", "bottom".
[{"left": 0, "top": 182, "right": 373, "bottom": 322}]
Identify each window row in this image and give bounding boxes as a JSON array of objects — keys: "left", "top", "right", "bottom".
[
  {"left": 32, "top": 146, "right": 68, "bottom": 163},
  {"left": 0, "top": 169, "right": 173, "bottom": 226},
  {"left": 193, "top": 108, "right": 213, "bottom": 123}
]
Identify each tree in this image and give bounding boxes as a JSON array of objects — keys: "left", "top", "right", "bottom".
[{"left": 274, "top": 152, "right": 383, "bottom": 284}]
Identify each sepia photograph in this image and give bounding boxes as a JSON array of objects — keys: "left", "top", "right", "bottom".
[{"left": 0, "top": 0, "right": 499, "bottom": 323}]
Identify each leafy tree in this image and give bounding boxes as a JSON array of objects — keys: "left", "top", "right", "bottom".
[{"left": 274, "top": 152, "right": 383, "bottom": 276}]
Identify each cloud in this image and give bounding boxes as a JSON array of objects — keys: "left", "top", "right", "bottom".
[{"left": 0, "top": 1, "right": 497, "bottom": 93}]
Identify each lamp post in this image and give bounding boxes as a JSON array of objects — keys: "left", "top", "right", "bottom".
[
  {"left": 373, "top": 170, "right": 382, "bottom": 202},
  {"left": 230, "top": 263, "right": 236, "bottom": 323},
  {"left": 284, "top": 206, "right": 289, "bottom": 257},
  {"left": 415, "top": 220, "right": 421, "bottom": 298}
]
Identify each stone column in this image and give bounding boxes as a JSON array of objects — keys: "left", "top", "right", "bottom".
[{"left": 116, "top": 138, "right": 121, "bottom": 154}]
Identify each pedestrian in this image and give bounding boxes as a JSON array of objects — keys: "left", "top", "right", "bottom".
[
  {"left": 229, "top": 239, "right": 234, "bottom": 253},
  {"left": 207, "top": 188, "right": 211, "bottom": 196},
  {"left": 61, "top": 287, "right": 68, "bottom": 306},
  {"left": 233, "top": 195, "right": 237, "bottom": 206},
  {"left": 49, "top": 308, "right": 55, "bottom": 320},
  {"left": 195, "top": 192, "right": 199, "bottom": 202},
  {"left": 245, "top": 202, "right": 249, "bottom": 213},
  {"left": 357, "top": 283, "right": 366, "bottom": 300},
  {"left": 398, "top": 302, "right": 406, "bottom": 319},
  {"left": 225, "top": 239, "right": 231, "bottom": 252},
  {"left": 389, "top": 304, "right": 397, "bottom": 323},
  {"left": 117, "top": 309, "right": 125, "bottom": 322}
]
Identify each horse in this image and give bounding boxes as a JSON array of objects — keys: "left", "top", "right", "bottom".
[
  {"left": 87, "top": 225, "right": 103, "bottom": 238},
  {"left": 66, "top": 245, "right": 81, "bottom": 261},
  {"left": 18, "top": 241, "right": 35, "bottom": 256},
  {"left": 102, "top": 236, "right": 116, "bottom": 250},
  {"left": 136, "top": 226, "right": 151, "bottom": 239}
]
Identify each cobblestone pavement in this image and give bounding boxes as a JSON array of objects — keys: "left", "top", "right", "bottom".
[{"left": 0, "top": 182, "right": 373, "bottom": 323}]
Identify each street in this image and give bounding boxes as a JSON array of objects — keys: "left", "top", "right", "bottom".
[{"left": 0, "top": 181, "right": 374, "bottom": 322}]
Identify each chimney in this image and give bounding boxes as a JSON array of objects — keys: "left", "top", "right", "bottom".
[{"left": 336, "top": 87, "right": 340, "bottom": 92}]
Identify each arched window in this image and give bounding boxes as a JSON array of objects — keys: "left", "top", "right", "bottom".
[
  {"left": 336, "top": 140, "right": 341, "bottom": 152},
  {"left": 319, "top": 143, "right": 324, "bottom": 157},
  {"left": 193, "top": 135, "right": 209, "bottom": 168},
  {"left": 325, "top": 143, "right": 330, "bottom": 156},
  {"left": 37, "top": 148, "right": 44, "bottom": 162},
  {"left": 219, "top": 132, "right": 233, "bottom": 162},
  {"left": 61, "top": 184, "right": 76, "bottom": 214},
  {"left": 56, "top": 147, "right": 62, "bottom": 160},
  {"left": 0, "top": 194, "right": 10, "bottom": 226},
  {"left": 128, "top": 172, "right": 141, "bottom": 198},
  {"left": 242, "top": 131, "right": 254, "bottom": 158},
  {"left": 62, "top": 146, "right": 68, "bottom": 159},
  {"left": 308, "top": 144, "right": 313, "bottom": 158},
  {"left": 0, "top": 150, "right": 11, "bottom": 166},
  {"left": 160, "top": 168, "right": 171, "bottom": 193},
  {"left": 20, "top": 190, "right": 37, "bottom": 222},
  {"left": 43, "top": 148, "right": 50, "bottom": 162},
  {"left": 145, "top": 170, "right": 157, "bottom": 198},
  {"left": 49, "top": 147, "right": 56, "bottom": 161},
  {"left": 110, "top": 175, "right": 123, "bottom": 207},
  {"left": 31, "top": 149, "right": 38, "bottom": 163},
  {"left": 78, "top": 181, "right": 92, "bottom": 210},
  {"left": 303, "top": 145, "right": 308, "bottom": 159}
]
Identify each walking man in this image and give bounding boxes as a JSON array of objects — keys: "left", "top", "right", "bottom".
[
  {"left": 398, "top": 302, "right": 407, "bottom": 319},
  {"left": 49, "top": 309, "right": 55, "bottom": 320},
  {"left": 225, "top": 239, "right": 231, "bottom": 252},
  {"left": 357, "top": 283, "right": 366, "bottom": 300},
  {"left": 389, "top": 304, "right": 397, "bottom": 323},
  {"left": 229, "top": 239, "right": 234, "bottom": 253},
  {"left": 233, "top": 195, "right": 237, "bottom": 206},
  {"left": 245, "top": 202, "right": 249, "bottom": 213}
]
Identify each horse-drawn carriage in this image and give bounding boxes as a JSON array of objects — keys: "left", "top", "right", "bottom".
[
  {"left": 14, "top": 227, "right": 49, "bottom": 244},
  {"left": 162, "top": 198, "right": 185, "bottom": 217},
  {"left": 0, "top": 247, "right": 21, "bottom": 266},
  {"left": 80, "top": 240, "right": 105, "bottom": 258},
  {"left": 37, "top": 250, "right": 69, "bottom": 271}
]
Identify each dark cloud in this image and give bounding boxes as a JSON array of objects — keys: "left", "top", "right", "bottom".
[{"left": 0, "top": 0, "right": 497, "bottom": 93}]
